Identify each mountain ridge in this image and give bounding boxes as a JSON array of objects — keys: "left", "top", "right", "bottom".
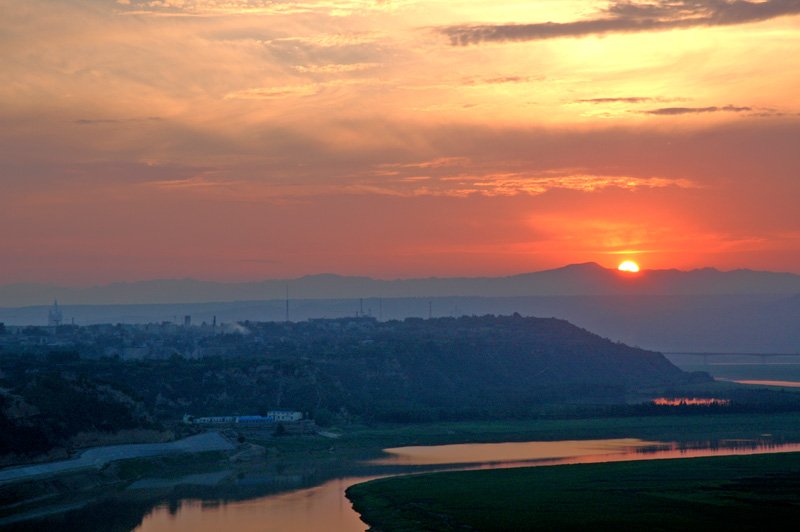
[{"left": 2, "top": 263, "right": 800, "bottom": 307}]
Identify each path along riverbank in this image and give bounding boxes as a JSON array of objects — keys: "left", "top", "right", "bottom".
[{"left": 0, "top": 432, "right": 236, "bottom": 485}]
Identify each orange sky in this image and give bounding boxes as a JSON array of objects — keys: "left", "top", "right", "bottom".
[{"left": 2, "top": 0, "right": 800, "bottom": 285}]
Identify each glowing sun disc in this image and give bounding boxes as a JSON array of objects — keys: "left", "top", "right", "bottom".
[{"left": 618, "top": 261, "right": 639, "bottom": 272}]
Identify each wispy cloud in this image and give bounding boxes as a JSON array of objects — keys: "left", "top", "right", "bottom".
[
  {"left": 378, "top": 157, "right": 472, "bottom": 170},
  {"left": 224, "top": 85, "right": 319, "bottom": 100},
  {"left": 269, "top": 32, "right": 385, "bottom": 49},
  {"left": 225, "top": 78, "right": 383, "bottom": 100},
  {"left": 461, "top": 75, "right": 536, "bottom": 86},
  {"left": 119, "top": 0, "right": 410, "bottom": 17},
  {"left": 74, "top": 117, "right": 163, "bottom": 125},
  {"left": 347, "top": 167, "right": 700, "bottom": 199},
  {"left": 400, "top": 74, "right": 541, "bottom": 92},
  {"left": 294, "top": 62, "right": 381, "bottom": 73},
  {"left": 145, "top": 176, "right": 241, "bottom": 190},
  {"left": 439, "top": 0, "right": 800, "bottom": 46},
  {"left": 575, "top": 97, "right": 655, "bottom": 104},
  {"left": 641, "top": 104, "right": 752, "bottom": 115},
  {"left": 461, "top": 174, "right": 698, "bottom": 197}
]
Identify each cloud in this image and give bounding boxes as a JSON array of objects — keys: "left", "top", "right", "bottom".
[
  {"left": 347, "top": 160, "right": 700, "bottom": 198},
  {"left": 400, "top": 74, "right": 541, "bottom": 92},
  {"left": 294, "top": 62, "right": 381, "bottom": 73},
  {"left": 450, "top": 174, "right": 698, "bottom": 197},
  {"left": 224, "top": 85, "right": 320, "bottom": 100},
  {"left": 269, "top": 32, "right": 385, "bottom": 49},
  {"left": 74, "top": 118, "right": 121, "bottom": 125},
  {"left": 74, "top": 117, "right": 163, "bottom": 125},
  {"left": 119, "top": 0, "right": 408, "bottom": 17},
  {"left": 144, "top": 176, "right": 240, "bottom": 190},
  {"left": 379, "top": 157, "right": 473, "bottom": 170},
  {"left": 225, "top": 78, "right": 383, "bottom": 100},
  {"left": 439, "top": 0, "right": 800, "bottom": 46},
  {"left": 575, "top": 97, "right": 654, "bottom": 104},
  {"left": 461, "top": 75, "right": 535, "bottom": 85},
  {"left": 641, "top": 105, "right": 752, "bottom": 115}
]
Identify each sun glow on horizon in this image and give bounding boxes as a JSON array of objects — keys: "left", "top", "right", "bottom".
[{"left": 618, "top": 261, "right": 640, "bottom": 272}]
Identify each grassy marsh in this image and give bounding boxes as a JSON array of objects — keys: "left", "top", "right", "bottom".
[{"left": 348, "top": 452, "right": 800, "bottom": 532}]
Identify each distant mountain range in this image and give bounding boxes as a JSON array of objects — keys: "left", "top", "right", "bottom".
[
  {"left": 2, "top": 264, "right": 799, "bottom": 354},
  {"left": 2, "top": 262, "right": 800, "bottom": 307}
]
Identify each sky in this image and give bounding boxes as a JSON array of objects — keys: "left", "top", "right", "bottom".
[{"left": 2, "top": 0, "right": 799, "bottom": 286}]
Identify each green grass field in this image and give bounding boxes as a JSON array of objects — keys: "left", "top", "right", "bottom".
[{"left": 348, "top": 452, "right": 800, "bottom": 532}]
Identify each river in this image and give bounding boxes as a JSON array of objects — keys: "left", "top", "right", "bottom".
[{"left": 131, "top": 438, "right": 800, "bottom": 532}]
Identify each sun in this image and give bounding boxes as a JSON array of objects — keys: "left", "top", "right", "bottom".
[{"left": 618, "top": 261, "right": 639, "bottom": 272}]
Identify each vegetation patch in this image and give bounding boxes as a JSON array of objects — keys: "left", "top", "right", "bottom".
[{"left": 347, "top": 452, "right": 800, "bottom": 532}]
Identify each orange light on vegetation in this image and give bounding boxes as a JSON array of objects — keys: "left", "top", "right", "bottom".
[{"left": 652, "top": 398, "right": 730, "bottom": 406}]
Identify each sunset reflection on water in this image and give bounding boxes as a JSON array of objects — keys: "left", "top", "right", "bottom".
[
  {"left": 134, "top": 438, "right": 800, "bottom": 532},
  {"left": 371, "top": 439, "right": 657, "bottom": 466},
  {"left": 134, "top": 476, "right": 378, "bottom": 532}
]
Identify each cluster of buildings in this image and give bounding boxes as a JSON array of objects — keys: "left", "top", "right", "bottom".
[
  {"left": 0, "top": 301, "right": 252, "bottom": 359},
  {"left": 0, "top": 301, "right": 388, "bottom": 362},
  {"left": 183, "top": 411, "right": 316, "bottom": 434},
  {"left": 185, "top": 411, "right": 304, "bottom": 424}
]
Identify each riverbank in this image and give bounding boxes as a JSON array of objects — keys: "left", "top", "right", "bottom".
[
  {"left": 0, "top": 432, "right": 236, "bottom": 485},
  {"left": 7, "top": 411, "right": 800, "bottom": 530},
  {"left": 347, "top": 451, "right": 800, "bottom": 531}
]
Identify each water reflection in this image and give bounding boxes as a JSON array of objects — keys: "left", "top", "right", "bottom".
[
  {"left": 135, "top": 477, "right": 376, "bottom": 532},
  {"left": 370, "top": 438, "right": 658, "bottom": 466},
  {"left": 134, "top": 438, "right": 800, "bottom": 532},
  {"left": 719, "top": 379, "right": 800, "bottom": 388},
  {"left": 9, "top": 438, "right": 800, "bottom": 532}
]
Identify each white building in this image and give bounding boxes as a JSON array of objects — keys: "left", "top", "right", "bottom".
[
  {"left": 185, "top": 411, "right": 304, "bottom": 425},
  {"left": 268, "top": 411, "right": 303, "bottom": 422}
]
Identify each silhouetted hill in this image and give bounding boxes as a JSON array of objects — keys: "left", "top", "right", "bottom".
[{"left": 1, "top": 316, "right": 705, "bottom": 429}]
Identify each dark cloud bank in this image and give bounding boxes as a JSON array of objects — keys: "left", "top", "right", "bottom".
[{"left": 440, "top": 0, "right": 800, "bottom": 46}]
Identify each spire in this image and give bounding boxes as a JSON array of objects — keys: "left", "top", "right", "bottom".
[{"left": 48, "top": 299, "right": 63, "bottom": 327}]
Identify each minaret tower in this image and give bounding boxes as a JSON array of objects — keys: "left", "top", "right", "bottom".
[{"left": 48, "top": 299, "right": 63, "bottom": 327}]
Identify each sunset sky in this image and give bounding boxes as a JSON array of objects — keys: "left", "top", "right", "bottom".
[{"left": 2, "top": 0, "right": 799, "bottom": 285}]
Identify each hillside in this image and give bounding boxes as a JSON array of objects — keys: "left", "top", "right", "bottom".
[
  {"left": 1, "top": 316, "right": 705, "bottom": 433},
  {"left": 0, "top": 372, "right": 162, "bottom": 465}
]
